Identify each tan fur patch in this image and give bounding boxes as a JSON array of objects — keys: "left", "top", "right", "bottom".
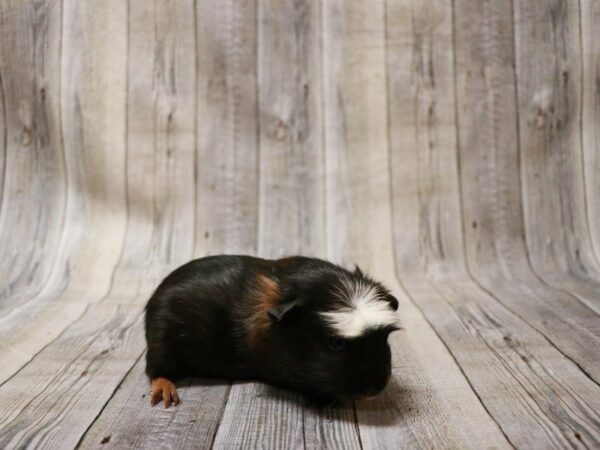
[{"left": 247, "top": 274, "right": 281, "bottom": 347}]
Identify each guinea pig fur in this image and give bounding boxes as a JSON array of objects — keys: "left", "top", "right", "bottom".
[{"left": 145, "top": 255, "right": 400, "bottom": 407}]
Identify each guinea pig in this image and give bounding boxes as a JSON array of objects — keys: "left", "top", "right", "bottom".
[{"left": 145, "top": 255, "right": 400, "bottom": 408}]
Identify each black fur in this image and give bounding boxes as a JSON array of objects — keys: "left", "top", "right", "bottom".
[{"left": 145, "top": 255, "right": 399, "bottom": 402}]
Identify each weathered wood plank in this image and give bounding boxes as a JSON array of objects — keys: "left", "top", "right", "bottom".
[
  {"left": 386, "top": 0, "right": 464, "bottom": 278},
  {"left": 0, "top": 0, "right": 129, "bottom": 386},
  {"left": 212, "top": 0, "right": 333, "bottom": 448},
  {"left": 0, "top": 43, "right": 6, "bottom": 217},
  {"left": 303, "top": 405, "right": 360, "bottom": 450},
  {"left": 79, "top": 356, "right": 229, "bottom": 450},
  {"left": 323, "top": 1, "right": 511, "bottom": 448},
  {"left": 196, "top": 0, "right": 260, "bottom": 255},
  {"left": 214, "top": 384, "right": 304, "bottom": 450},
  {"left": 0, "top": 0, "right": 599, "bottom": 448},
  {"left": 514, "top": 0, "right": 600, "bottom": 311},
  {"left": 0, "top": 0, "right": 66, "bottom": 313},
  {"left": 76, "top": 1, "right": 214, "bottom": 449},
  {"left": 0, "top": 0, "right": 197, "bottom": 447},
  {"left": 387, "top": 0, "right": 600, "bottom": 447},
  {"left": 448, "top": 2, "right": 599, "bottom": 384},
  {"left": 81, "top": 0, "right": 259, "bottom": 447},
  {"left": 194, "top": 1, "right": 262, "bottom": 446},
  {"left": 453, "top": 0, "right": 600, "bottom": 384},
  {"left": 257, "top": 0, "right": 324, "bottom": 259},
  {"left": 581, "top": 0, "right": 600, "bottom": 265}
]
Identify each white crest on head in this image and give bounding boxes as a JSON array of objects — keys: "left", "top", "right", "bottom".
[{"left": 320, "top": 277, "right": 399, "bottom": 338}]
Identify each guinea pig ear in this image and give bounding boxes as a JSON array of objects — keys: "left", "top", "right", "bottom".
[
  {"left": 386, "top": 294, "right": 399, "bottom": 311},
  {"left": 267, "top": 300, "right": 300, "bottom": 322},
  {"left": 353, "top": 265, "right": 364, "bottom": 277}
]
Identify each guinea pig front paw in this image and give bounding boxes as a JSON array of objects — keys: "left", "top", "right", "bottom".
[{"left": 150, "top": 377, "right": 180, "bottom": 408}]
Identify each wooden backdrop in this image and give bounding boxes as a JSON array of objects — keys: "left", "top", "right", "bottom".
[{"left": 0, "top": 0, "right": 599, "bottom": 448}]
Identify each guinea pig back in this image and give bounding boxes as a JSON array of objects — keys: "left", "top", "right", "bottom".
[{"left": 144, "top": 255, "right": 400, "bottom": 407}]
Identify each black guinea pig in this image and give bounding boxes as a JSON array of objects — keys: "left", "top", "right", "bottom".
[{"left": 145, "top": 255, "right": 400, "bottom": 408}]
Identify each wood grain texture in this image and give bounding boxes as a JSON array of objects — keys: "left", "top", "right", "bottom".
[
  {"left": 0, "top": 0, "right": 65, "bottom": 314},
  {"left": 0, "top": 0, "right": 129, "bottom": 386},
  {"left": 196, "top": 0, "right": 259, "bottom": 255},
  {"left": 213, "top": 1, "right": 331, "bottom": 448},
  {"left": 0, "top": 0, "right": 196, "bottom": 447},
  {"left": 581, "top": 0, "right": 600, "bottom": 263},
  {"left": 514, "top": 0, "right": 600, "bottom": 312},
  {"left": 1, "top": 0, "right": 599, "bottom": 448},
  {"left": 324, "top": 1, "right": 512, "bottom": 448},
  {"left": 79, "top": 356, "right": 230, "bottom": 449},
  {"left": 390, "top": 0, "right": 600, "bottom": 448}
]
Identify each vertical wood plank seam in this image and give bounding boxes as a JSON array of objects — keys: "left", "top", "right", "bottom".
[
  {"left": 151, "top": 1, "right": 159, "bottom": 245},
  {"left": 73, "top": 350, "right": 146, "bottom": 449},
  {"left": 123, "top": 0, "right": 131, "bottom": 256},
  {"left": 319, "top": 0, "right": 327, "bottom": 258},
  {"left": 56, "top": 0, "right": 69, "bottom": 269},
  {"left": 576, "top": 0, "right": 600, "bottom": 266},
  {"left": 351, "top": 403, "right": 364, "bottom": 450},
  {"left": 192, "top": 0, "right": 199, "bottom": 253},
  {"left": 0, "top": 50, "right": 8, "bottom": 220},
  {"left": 207, "top": 384, "right": 232, "bottom": 450},
  {"left": 255, "top": 0, "right": 262, "bottom": 255},
  {"left": 301, "top": 403, "right": 306, "bottom": 449},
  {"left": 210, "top": 0, "right": 260, "bottom": 445}
]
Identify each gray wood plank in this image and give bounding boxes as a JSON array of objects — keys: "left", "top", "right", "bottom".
[
  {"left": 82, "top": 0, "right": 261, "bottom": 448},
  {"left": 79, "top": 356, "right": 229, "bottom": 450},
  {"left": 0, "top": 0, "right": 197, "bottom": 447},
  {"left": 212, "top": 0, "right": 339, "bottom": 448},
  {"left": 322, "top": 1, "right": 511, "bottom": 448},
  {"left": 196, "top": 0, "right": 260, "bottom": 255},
  {"left": 0, "top": 40, "right": 5, "bottom": 221},
  {"left": 77, "top": 1, "right": 222, "bottom": 449},
  {"left": 514, "top": 0, "right": 600, "bottom": 311},
  {"left": 0, "top": 0, "right": 129, "bottom": 386},
  {"left": 214, "top": 384, "right": 305, "bottom": 450},
  {"left": 303, "top": 405, "right": 360, "bottom": 450},
  {"left": 453, "top": 0, "right": 600, "bottom": 383},
  {"left": 0, "top": 0, "right": 599, "bottom": 448},
  {"left": 449, "top": 0, "right": 600, "bottom": 381},
  {"left": 581, "top": 0, "right": 600, "bottom": 263},
  {"left": 0, "top": 0, "right": 66, "bottom": 313},
  {"left": 257, "top": 0, "right": 325, "bottom": 259},
  {"left": 387, "top": 0, "right": 600, "bottom": 448}
]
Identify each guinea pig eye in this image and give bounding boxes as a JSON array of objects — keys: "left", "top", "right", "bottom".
[{"left": 328, "top": 338, "right": 346, "bottom": 352}]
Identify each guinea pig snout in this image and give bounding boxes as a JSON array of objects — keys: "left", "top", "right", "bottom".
[
  {"left": 367, "top": 371, "right": 391, "bottom": 394},
  {"left": 354, "top": 364, "right": 391, "bottom": 398}
]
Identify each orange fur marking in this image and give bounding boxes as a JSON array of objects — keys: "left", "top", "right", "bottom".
[{"left": 247, "top": 273, "right": 281, "bottom": 347}]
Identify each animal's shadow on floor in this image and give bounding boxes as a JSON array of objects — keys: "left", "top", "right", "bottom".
[{"left": 176, "top": 376, "right": 414, "bottom": 427}]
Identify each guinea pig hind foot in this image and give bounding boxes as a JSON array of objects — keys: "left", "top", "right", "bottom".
[{"left": 150, "top": 377, "right": 180, "bottom": 408}]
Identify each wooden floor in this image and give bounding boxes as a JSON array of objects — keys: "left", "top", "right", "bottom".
[{"left": 1, "top": 0, "right": 599, "bottom": 448}]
